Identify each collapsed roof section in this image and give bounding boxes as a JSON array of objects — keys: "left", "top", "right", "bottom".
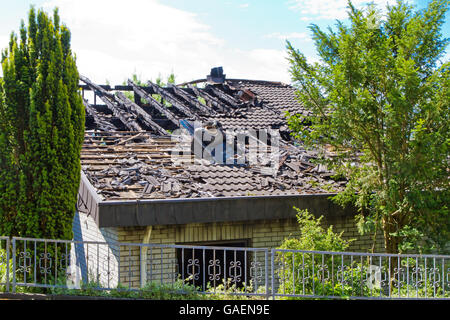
[
  {"left": 81, "top": 131, "right": 345, "bottom": 201},
  {"left": 77, "top": 68, "right": 349, "bottom": 227},
  {"left": 79, "top": 70, "right": 307, "bottom": 138},
  {"left": 77, "top": 131, "right": 351, "bottom": 228}
]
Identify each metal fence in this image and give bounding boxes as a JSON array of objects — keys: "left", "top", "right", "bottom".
[
  {"left": 0, "top": 236, "right": 449, "bottom": 299},
  {"left": 272, "top": 249, "right": 449, "bottom": 299}
]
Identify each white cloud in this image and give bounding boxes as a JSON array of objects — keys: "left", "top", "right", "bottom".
[
  {"left": 223, "top": 48, "right": 291, "bottom": 83},
  {"left": 0, "top": 1, "right": 292, "bottom": 83},
  {"left": 0, "top": 35, "right": 9, "bottom": 47},
  {"left": 21, "top": 0, "right": 289, "bottom": 85},
  {"left": 41, "top": 0, "right": 225, "bottom": 83},
  {"left": 265, "top": 32, "right": 311, "bottom": 42},
  {"left": 288, "top": 0, "right": 399, "bottom": 21},
  {"left": 439, "top": 50, "right": 450, "bottom": 66}
]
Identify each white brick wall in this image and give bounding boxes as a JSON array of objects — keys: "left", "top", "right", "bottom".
[
  {"left": 72, "top": 213, "right": 385, "bottom": 289},
  {"left": 72, "top": 211, "right": 119, "bottom": 288}
]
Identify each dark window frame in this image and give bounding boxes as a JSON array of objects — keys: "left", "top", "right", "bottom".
[{"left": 176, "top": 239, "right": 252, "bottom": 290}]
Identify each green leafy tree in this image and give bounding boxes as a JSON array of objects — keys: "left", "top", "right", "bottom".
[
  {"left": 0, "top": 7, "right": 84, "bottom": 240},
  {"left": 286, "top": 0, "right": 449, "bottom": 254},
  {"left": 277, "top": 209, "right": 367, "bottom": 298}
]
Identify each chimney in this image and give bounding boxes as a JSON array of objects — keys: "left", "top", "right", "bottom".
[{"left": 207, "top": 67, "right": 226, "bottom": 84}]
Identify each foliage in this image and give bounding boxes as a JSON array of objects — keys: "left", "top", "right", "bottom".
[
  {"left": 280, "top": 208, "right": 354, "bottom": 252},
  {"left": 50, "top": 278, "right": 206, "bottom": 300},
  {"left": 277, "top": 261, "right": 381, "bottom": 299},
  {"left": 0, "top": 7, "right": 84, "bottom": 239},
  {"left": 0, "top": 247, "right": 32, "bottom": 293},
  {"left": 0, "top": 248, "right": 12, "bottom": 292},
  {"left": 122, "top": 72, "right": 176, "bottom": 106},
  {"left": 48, "top": 277, "right": 265, "bottom": 300},
  {"left": 286, "top": 0, "right": 450, "bottom": 254},
  {"left": 277, "top": 208, "right": 362, "bottom": 298},
  {"left": 206, "top": 279, "right": 266, "bottom": 300}
]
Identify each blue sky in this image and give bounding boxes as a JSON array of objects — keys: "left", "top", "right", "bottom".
[{"left": 1, "top": 0, "right": 449, "bottom": 84}]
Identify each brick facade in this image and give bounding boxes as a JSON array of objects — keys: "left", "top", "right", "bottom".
[
  {"left": 114, "top": 216, "right": 384, "bottom": 251},
  {"left": 72, "top": 211, "right": 120, "bottom": 288},
  {"left": 73, "top": 211, "right": 385, "bottom": 289}
]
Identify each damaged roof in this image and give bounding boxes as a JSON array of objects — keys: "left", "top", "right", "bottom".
[
  {"left": 76, "top": 68, "right": 349, "bottom": 226},
  {"left": 80, "top": 69, "right": 345, "bottom": 200},
  {"left": 81, "top": 131, "right": 344, "bottom": 201},
  {"left": 80, "top": 73, "right": 307, "bottom": 135}
]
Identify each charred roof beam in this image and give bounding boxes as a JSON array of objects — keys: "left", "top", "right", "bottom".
[
  {"left": 168, "top": 83, "right": 214, "bottom": 116},
  {"left": 83, "top": 99, "right": 118, "bottom": 131},
  {"left": 187, "top": 84, "right": 228, "bottom": 113},
  {"left": 80, "top": 75, "right": 143, "bottom": 132},
  {"left": 115, "top": 92, "right": 169, "bottom": 136},
  {"left": 129, "top": 80, "right": 180, "bottom": 127},
  {"left": 205, "top": 84, "right": 242, "bottom": 107},
  {"left": 147, "top": 81, "right": 198, "bottom": 119}
]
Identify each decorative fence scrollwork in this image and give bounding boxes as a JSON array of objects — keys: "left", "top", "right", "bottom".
[
  {"left": 18, "top": 251, "right": 32, "bottom": 275},
  {"left": 0, "top": 237, "right": 448, "bottom": 299},
  {"left": 208, "top": 259, "right": 221, "bottom": 281},
  {"left": 229, "top": 260, "right": 242, "bottom": 283},
  {"left": 187, "top": 258, "right": 200, "bottom": 281},
  {"left": 272, "top": 249, "right": 449, "bottom": 299}
]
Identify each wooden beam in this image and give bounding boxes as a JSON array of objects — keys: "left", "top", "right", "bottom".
[
  {"left": 206, "top": 84, "right": 241, "bottom": 107},
  {"left": 168, "top": 84, "right": 214, "bottom": 116},
  {"left": 115, "top": 91, "right": 169, "bottom": 136},
  {"left": 83, "top": 99, "right": 118, "bottom": 131},
  {"left": 147, "top": 81, "right": 197, "bottom": 119},
  {"left": 129, "top": 80, "right": 180, "bottom": 127},
  {"left": 79, "top": 84, "right": 112, "bottom": 91},
  {"left": 187, "top": 84, "right": 228, "bottom": 113},
  {"left": 80, "top": 75, "right": 143, "bottom": 131}
]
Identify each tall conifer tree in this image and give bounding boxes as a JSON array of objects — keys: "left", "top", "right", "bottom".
[{"left": 0, "top": 7, "right": 84, "bottom": 239}]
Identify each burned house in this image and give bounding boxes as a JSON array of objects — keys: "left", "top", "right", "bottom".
[{"left": 74, "top": 67, "right": 384, "bottom": 288}]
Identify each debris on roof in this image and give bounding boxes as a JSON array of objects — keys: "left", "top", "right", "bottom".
[
  {"left": 80, "top": 68, "right": 306, "bottom": 135},
  {"left": 81, "top": 131, "right": 344, "bottom": 201},
  {"left": 79, "top": 67, "right": 345, "bottom": 201}
]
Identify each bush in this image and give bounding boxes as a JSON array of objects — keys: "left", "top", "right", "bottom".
[
  {"left": 279, "top": 207, "right": 353, "bottom": 253},
  {"left": 49, "top": 278, "right": 207, "bottom": 300},
  {"left": 206, "top": 279, "right": 266, "bottom": 300},
  {"left": 276, "top": 208, "right": 365, "bottom": 299},
  {"left": 0, "top": 248, "right": 12, "bottom": 292}
]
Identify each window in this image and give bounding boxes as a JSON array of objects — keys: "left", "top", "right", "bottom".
[{"left": 176, "top": 240, "right": 250, "bottom": 290}]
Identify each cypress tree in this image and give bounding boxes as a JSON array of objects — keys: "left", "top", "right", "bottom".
[{"left": 0, "top": 7, "right": 84, "bottom": 240}]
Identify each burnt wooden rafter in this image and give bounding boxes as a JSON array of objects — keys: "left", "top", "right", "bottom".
[
  {"left": 115, "top": 91, "right": 169, "bottom": 136},
  {"left": 83, "top": 99, "right": 118, "bottom": 131},
  {"left": 147, "top": 81, "right": 197, "bottom": 119},
  {"left": 168, "top": 84, "right": 214, "bottom": 116},
  {"left": 206, "top": 84, "right": 241, "bottom": 107},
  {"left": 80, "top": 75, "right": 143, "bottom": 131},
  {"left": 187, "top": 84, "right": 228, "bottom": 113},
  {"left": 129, "top": 80, "right": 180, "bottom": 127}
]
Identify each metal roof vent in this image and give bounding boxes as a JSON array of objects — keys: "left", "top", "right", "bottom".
[{"left": 207, "top": 67, "right": 226, "bottom": 84}]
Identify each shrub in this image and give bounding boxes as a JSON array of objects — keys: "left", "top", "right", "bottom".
[
  {"left": 276, "top": 208, "right": 365, "bottom": 298},
  {"left": 0, "top": 248, "right": 12, "bottom": 292}
]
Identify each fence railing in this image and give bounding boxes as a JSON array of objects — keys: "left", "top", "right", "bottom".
[
  {"left": 272, "top": 249, "right": 449, "bottom": 299},
  {"left": 0, "top": 236, "right": 449, "bottom": 299}
]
